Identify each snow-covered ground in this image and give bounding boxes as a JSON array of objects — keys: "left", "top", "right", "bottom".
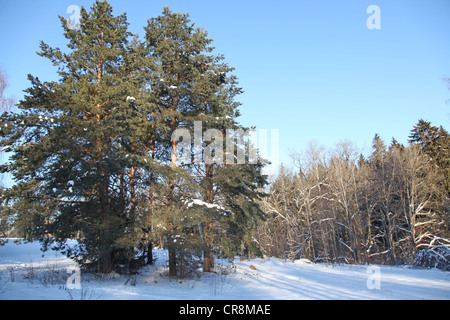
[{"left": 0, "top": 240, "right": 449, "bottom": 300}]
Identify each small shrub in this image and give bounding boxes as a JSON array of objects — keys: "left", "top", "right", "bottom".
[{"left": 414, "top": 245, "right": 450, "bottom": 271}]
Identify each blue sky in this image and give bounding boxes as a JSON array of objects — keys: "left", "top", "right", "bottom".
[{"left": 1, "top": 0, "right": 449, "bottom": 171}]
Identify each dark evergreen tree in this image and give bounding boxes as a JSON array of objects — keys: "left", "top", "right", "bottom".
[
  {"left": 410, "top": 119, "right": 450, "bottom": 197},
  {"left": 0, "top": 1, "right": 144, "bottom": 273},
  {"left": 143, "top": 7, "right": 268, "bottom": 276}
]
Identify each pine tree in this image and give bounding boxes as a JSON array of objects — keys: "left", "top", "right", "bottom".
[
  {"left": 143, "top": 7, "right": 268, "bottom": 276},
  {"left": 0, "top": 1, "right": 142, "bottom": 273},
  {"left": 142, "top": 7, "right": 213, "bottom": 276}
]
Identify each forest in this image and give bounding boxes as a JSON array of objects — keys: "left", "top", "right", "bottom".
[
  {"left": 0, "top": 1, "right": 449, "bottom": 278},
  {"left": 256, "top": 127, "right": 450, "bottom": 270}
]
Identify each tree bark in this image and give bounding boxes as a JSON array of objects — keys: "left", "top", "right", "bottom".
[
  {"left": 167, "top": 109, "right": 178, "bottom": 277},
  {"left": 168, "top": 245, "right": 177, "bottom": 277},
  {"left": 146, "top": 139, "right": 156, "bottom": 265},
  {"left": 99, "top": 180, "right": 113, "bottom": 273},
  {"left": 146, "top": 242, "right": 153, "bottom": 265},
  {"left": 203, "top": 163, "right": 215, "bottom": 272},
  {"left": 129, "top": 166, "right": 137, "bottom": 225}
]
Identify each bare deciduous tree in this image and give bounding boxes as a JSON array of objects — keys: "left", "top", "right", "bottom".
[{"left": 256, "top": 136, "right": 450, "bottom": 269}]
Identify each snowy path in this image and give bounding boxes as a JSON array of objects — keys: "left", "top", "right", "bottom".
[
  {"left": 0, "top": 240, "right": 449, "bottom": 300},
  {"left": 228, "top": 259, "right": 450, "bottom": 300}
]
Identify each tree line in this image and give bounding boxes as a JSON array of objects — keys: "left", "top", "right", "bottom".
[{"left": 256, "top": 123, "right": 450, "bottom": 270}]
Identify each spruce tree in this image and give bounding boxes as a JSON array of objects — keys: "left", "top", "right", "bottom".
[{"left": 410, "top": 119, "right": 450, "bottom": 196}]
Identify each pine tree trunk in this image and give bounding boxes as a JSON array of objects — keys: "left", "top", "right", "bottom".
[
  {"left": 147, "top": 242, "right": 153, "bottom": 265},
  {"left": 204, "top": 246, "right": 211, "bottom": 273},
  {"left": 203, "top": 163, "right": 215, "bottom": 272},
  {"left": 210, "top": 252, "right": 215, "bottom": 269},
  {"left": 204, "top": 252, "right": 215, "bottom": 273},
  {"left": 168, "top": 246, "right": 177, "bottom": 277},
  {"left": 99, "top": 247, "right": 113, "bottom": 274},
  {"left": 129, "top": 166, "right": 137, "bottom": 224},
  {"left": 146, "top": 140, "right": 156, "bottom": 266},
  {"left": 203, "top": 223, "right": 215, "bottom": 273},
  {"left": 168, "top": 133, "right": 177, "bottom": 276},
  {"left": 95, "top": 55, "right": 114, "bottom": 274},
  {"left": 99, "top": 180, "right": 113, "bottom": 273},
  {"left": 167, "top": 118, "right": 179, "bottom": 277}
]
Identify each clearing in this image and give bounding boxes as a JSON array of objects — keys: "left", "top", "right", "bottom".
[{"left": 0, "top": 240, "right": 449, "bottom": 300}]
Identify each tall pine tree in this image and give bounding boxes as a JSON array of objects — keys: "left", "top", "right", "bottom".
[
  {"left": 0, "top": 1, "right": 142, "bottom": 273},
  {"left": 143, "top": 7, "right": 268, "bottom": 276}
]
